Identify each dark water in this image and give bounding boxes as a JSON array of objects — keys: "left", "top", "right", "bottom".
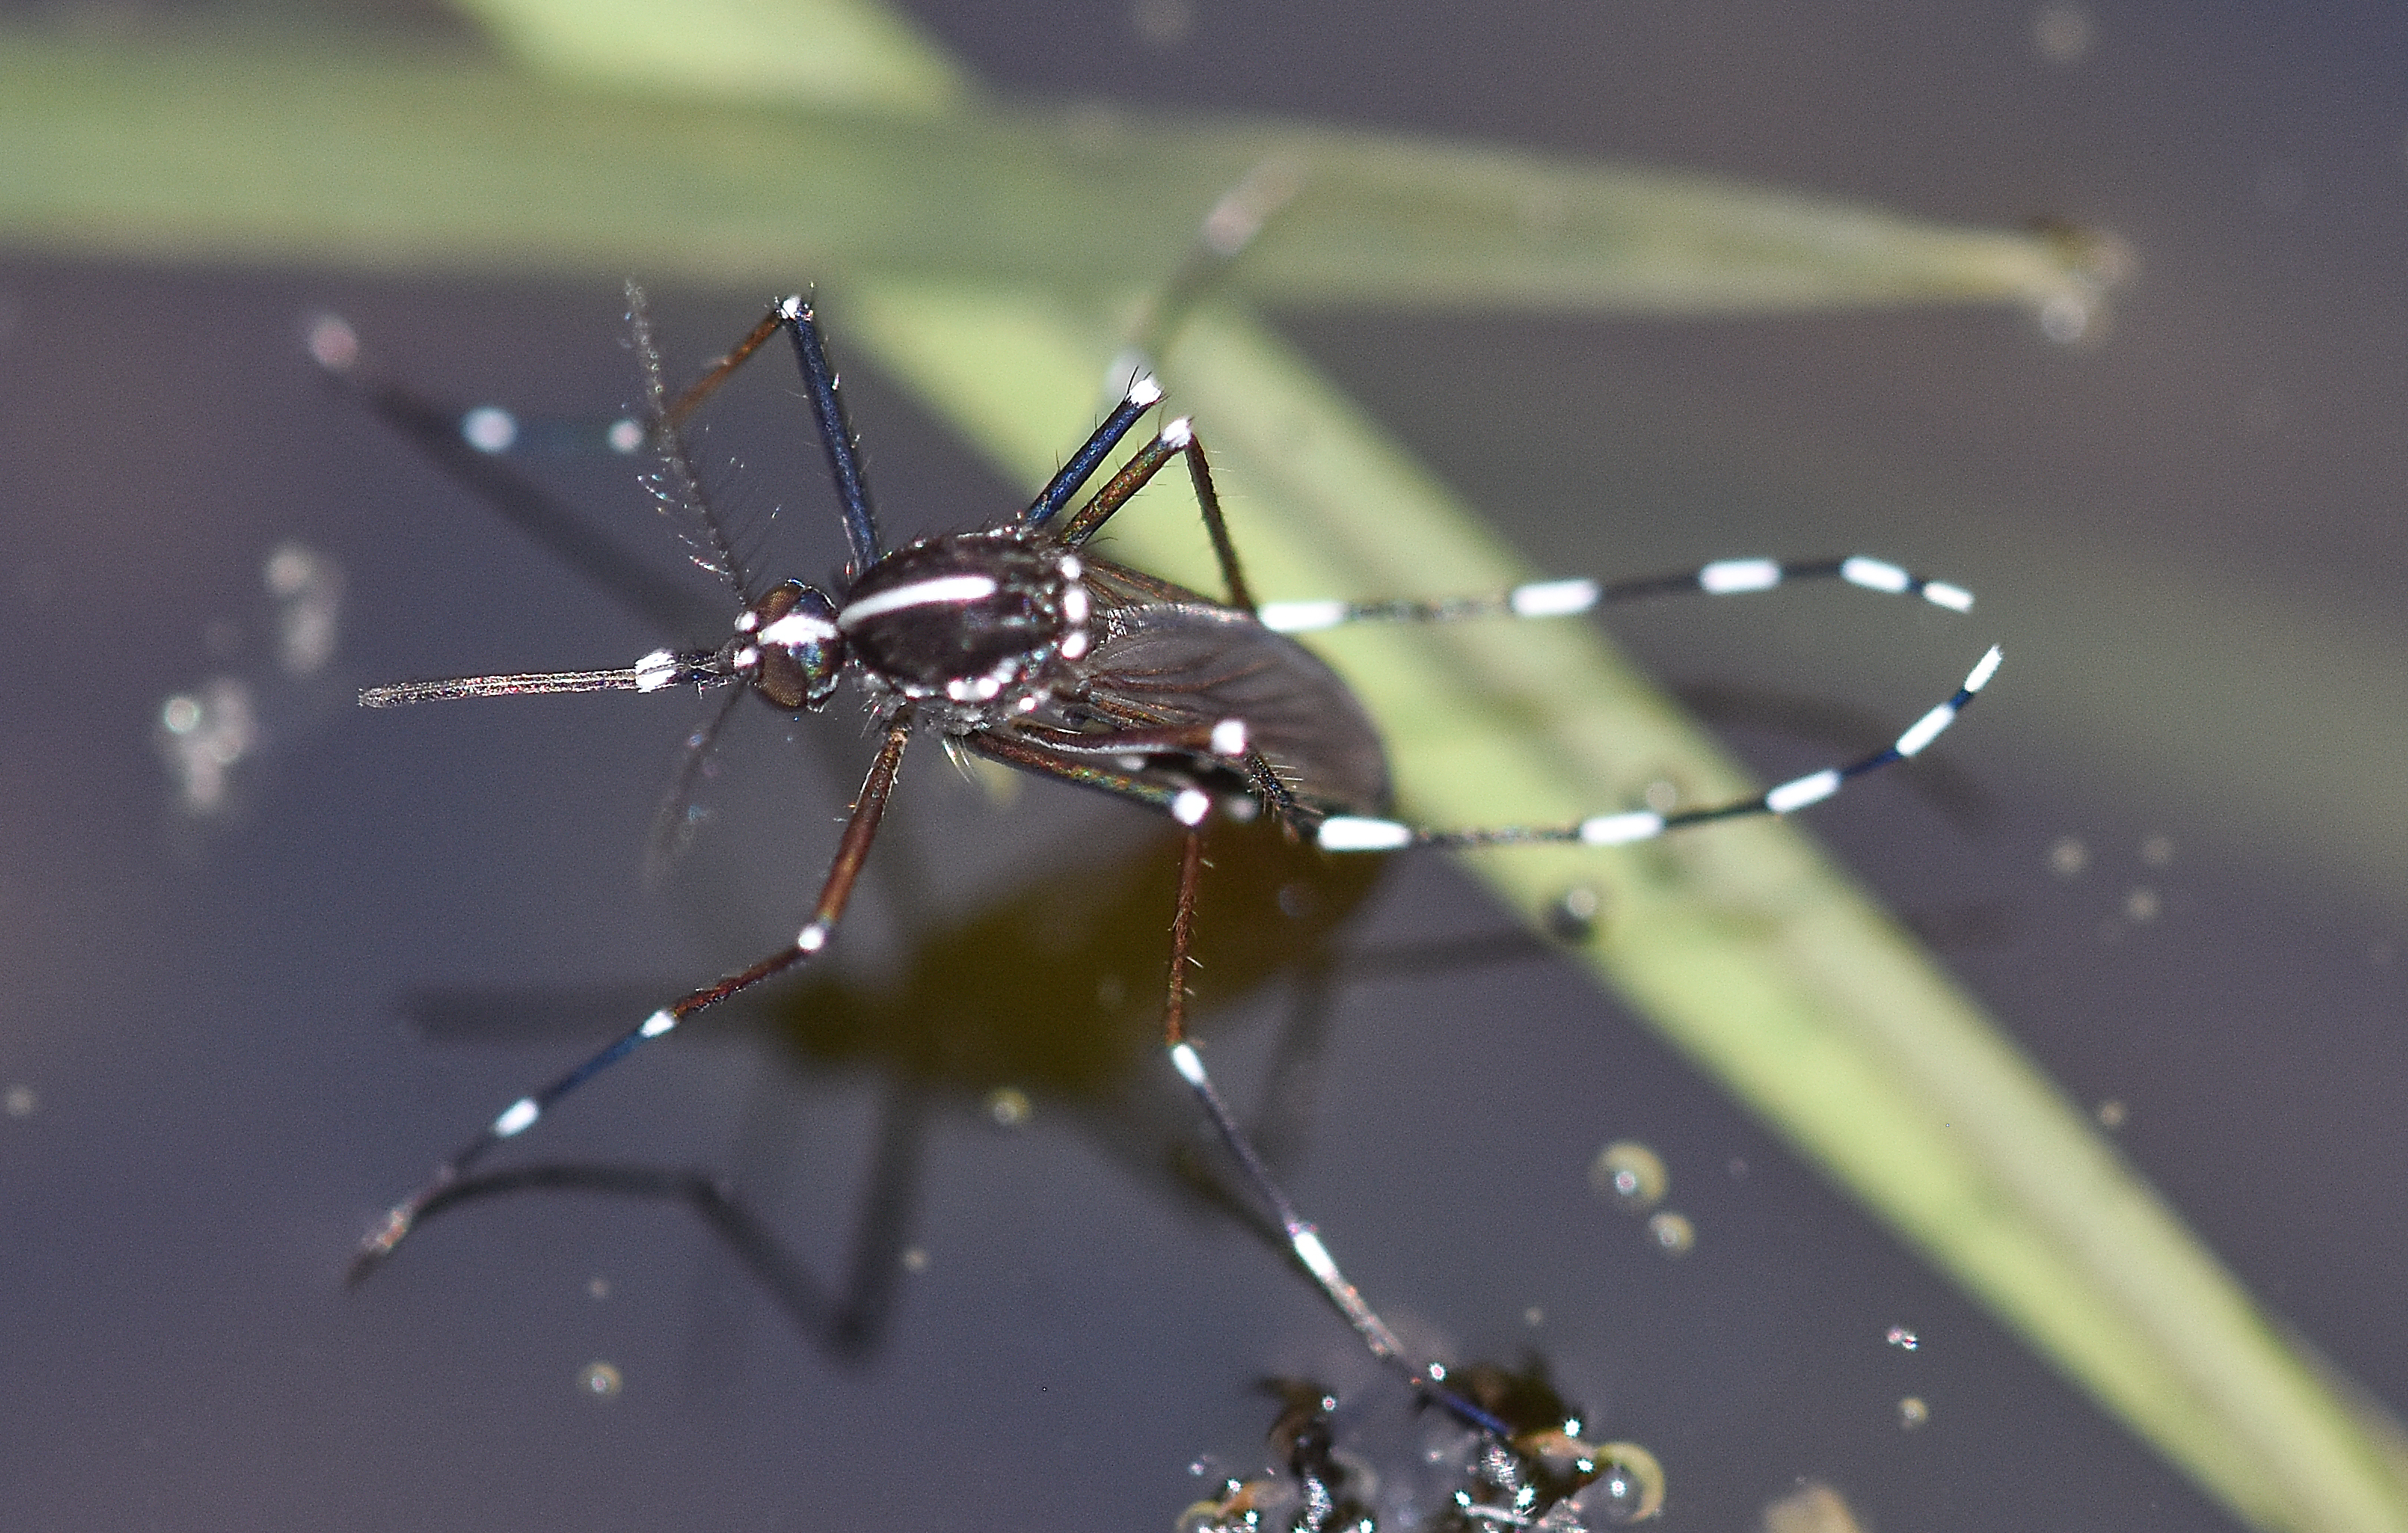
[{"left": 2, "top": 2, "right": 2403, "bottom": 1529}]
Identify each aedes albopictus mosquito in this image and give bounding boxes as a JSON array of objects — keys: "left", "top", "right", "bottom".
[{"left": 333, "top": 283, "right": 2000, "bottom": 1442}]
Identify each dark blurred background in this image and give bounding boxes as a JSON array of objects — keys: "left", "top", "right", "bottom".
[{"left": 1, "top": 2, "right": 2402, "bottom": 1528}]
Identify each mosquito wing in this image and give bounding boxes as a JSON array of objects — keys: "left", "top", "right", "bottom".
[{"left": 1056, "top": 596, "right": 1393, "bottom": 821}]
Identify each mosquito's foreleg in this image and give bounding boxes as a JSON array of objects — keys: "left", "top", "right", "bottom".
[{"left": 349, "top": 723, "right": 913, "bottom": 1282}]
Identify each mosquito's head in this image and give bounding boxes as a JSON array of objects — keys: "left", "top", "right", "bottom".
[
  {"left": 834, "top": 530, "right": 1092, "bottom": 715},
  {"left": 733, "top": 580, "right": 846, "bottom": 712}
]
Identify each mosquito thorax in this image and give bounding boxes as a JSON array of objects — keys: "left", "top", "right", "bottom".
[
  {"left": 735, "top": 580, "right": 845, "bottom": 712},
  {"left": 835, "top": 530, "right": 1091, "bottom": 715}
]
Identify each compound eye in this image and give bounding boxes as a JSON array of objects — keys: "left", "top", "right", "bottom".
[{"left": 748, "top": 582, "right": 845, "bottom": 712}]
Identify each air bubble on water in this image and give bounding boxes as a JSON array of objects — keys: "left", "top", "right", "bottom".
[
  {"left": 985, "top": 1086, "right": 1032, "bottom": 1128},
  {"left": 306, "top": 315, "right": 359, "bottom": 372},
  {"left": 578, "top": 1361, "right": 622, "bottom": 1399},
  {"left": 2037, "top": 292, "right": 2093, "bottom": 344},
  {"left": 158, "top": 677, "right": 259, "bottom": 815},
  {"left": 1588, "top": 1141, "right": 1667, "bottom": 1212},
  {"left": 1590, "top": 1441, "right": 1665, "bottom": 1523},
  {"left": 1130, "top": 0, "right": 1194, "bottom": 50},
  {"left": 2032, "top": 1, "right": 2093, "bottom": 64},
  {"left": 1761, "top": 1482, "right": 1857, "bottom": 1533},
  {"left": 263, "top": 542, "right": 342, "bottom": 677}
]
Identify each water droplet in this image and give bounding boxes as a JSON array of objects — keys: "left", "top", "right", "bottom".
[
  {"left": 1884, "top": 1325, "right": 1918, "bottom": 1351},
  {"left": 5, "top": 1084, "right": 36, "bottom": 1118},
  {"left": 985, "top": 1086, "right": 1032, "bottom": 1128},
  {"left": 1646, "top": 1211, "right": 1694, "bottom": 1255},
  {"left": 1588, "top": 1141, "right": 1667, "bottom": 1212},
  {"left": 900, "top": 1246, "right": 929, "bottom": 1273},
  {"left": 2031, "top": 2, "right": 2093, "bottom": 64},
  {"left": 2139, "top": 833, "right": 2175, "bottom": 867},
  {"left": 1897, "top": 1395, "right": 1930, "bottom": 1430},
  {"left": 2047, "top": 836, "right": 2090, "bottom": 878},
  {"left": 1590, "top": 1441, "right": 1665, "bottom": 1523},
  {"left": 1524, "top": 1305, "right": 1546, "bottom": 1327},
  {"left": 1643, "top": 779, "right": 1680, "bottom": 814},
  {"left": 305, "top": 314, "right": 358, "bottom": 372},
  {"left": 578, "top": 1361, "right": 622, "bottom": 1399},
  {"left": 585, "top": 1276, "right": 610, "bottom": 1301},
  {"left": 2124, "top": 887, "right": 2161, "bottom": 923},
  {"left": 2096, "top": 1098, "right": 2127, "bottom": 1129},
  {"left": 2036, "top": 291, "right": 2093, "bottom": 345}
]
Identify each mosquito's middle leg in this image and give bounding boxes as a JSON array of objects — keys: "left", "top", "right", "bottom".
[{"left": 1156, "top": 829, "right": 1513, "bottom": 1438}]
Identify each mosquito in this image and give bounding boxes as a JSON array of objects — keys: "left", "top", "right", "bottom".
[{"left": 333, "top": 284, "right": 2000, "bottom": 1439}]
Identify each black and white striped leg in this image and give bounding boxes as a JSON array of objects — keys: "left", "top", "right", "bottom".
[
  {"left": 349, "top": 723, "right": 914, "bottom": 1282},
  {"left": 617, "top": 287, "right": 886, "bottom": 577},
  {"left": 1314, "top": 644, "right": 2003, "bottom": 853},
  {"left": 1023, "top": 372, "right": 1167, "bottom": 530},
  {"left": 1255, "top": 554, "right": 1977, "bottom": 635},
  {"left": 773, "top": 295, "right": 883, "bottom": 576},
  {"left": 1160, "top": 832, "right": 1514, "bottom": 1439},
  {"left": 1055, "top": 415, "right": 1258, "bottom": 610}
]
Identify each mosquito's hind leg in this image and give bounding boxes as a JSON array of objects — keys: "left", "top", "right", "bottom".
[
  {"left": 1156, "top": 829, "right": 1513, "bottom": 1439},
  {"left": 1315, "top": 644, "right": 2003, "bottom": 855},
  {"left": 1255, "top": 554, "right": 1977, "bottom": 635}
]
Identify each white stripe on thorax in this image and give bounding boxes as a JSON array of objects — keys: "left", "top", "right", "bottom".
[{"left": 839, "top": 575, "right": 998, "bottom": 628}]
